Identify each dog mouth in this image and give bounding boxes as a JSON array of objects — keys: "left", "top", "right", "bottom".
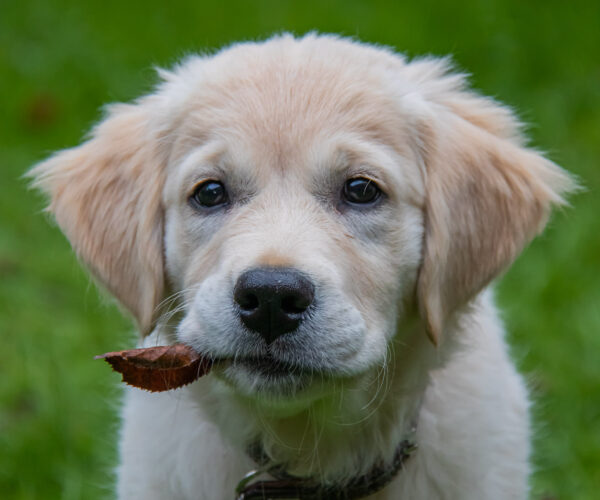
[
  {"left": 212, "top": 353, "right": 331, "bottom": 399},
  {"left": 228, "top": 354, "right": 313, "bottom": 378}
]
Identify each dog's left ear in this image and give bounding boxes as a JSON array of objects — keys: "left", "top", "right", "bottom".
[
  {"left": 416, "top": 102, "right": 575, "bottom": 345},
  {"left": 29, "top": 102, "right": 166, "bottom": 335}
]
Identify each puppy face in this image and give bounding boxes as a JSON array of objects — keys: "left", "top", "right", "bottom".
[
  {"left": 164, "top": 68, "right": 426, "bottom": 400},
  {"left": 30, "top": 34, "right": 573, "bottom": 408}
]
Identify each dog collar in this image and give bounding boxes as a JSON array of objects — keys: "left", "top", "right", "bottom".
[{"left": 236, "top": 431, "right": 417, "bottom": 499}]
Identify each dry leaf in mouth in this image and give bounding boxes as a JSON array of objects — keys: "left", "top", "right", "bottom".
[{"left": 95, "top": 344, "right": 212, "bottom": 392}]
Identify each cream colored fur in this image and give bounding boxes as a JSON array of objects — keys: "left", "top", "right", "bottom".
[{"left": 30, "top": 34, "right": 574, "bottom": 499}]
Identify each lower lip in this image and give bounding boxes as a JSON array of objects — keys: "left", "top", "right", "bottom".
[{"left": 235, "top": 357, "right": 304, "bottom": 377}]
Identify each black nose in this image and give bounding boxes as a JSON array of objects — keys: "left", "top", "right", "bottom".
[{"left": 233, "top": 267, "right": 315, "bottom": 344}]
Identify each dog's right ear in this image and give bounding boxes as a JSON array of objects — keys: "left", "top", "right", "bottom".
[{"left": 29, "top": 101, "right": 167, "bottom": 335}]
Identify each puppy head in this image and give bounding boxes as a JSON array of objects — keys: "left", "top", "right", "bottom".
[{"left": 30, "top": 34, "right": 574, "bottom": 404}]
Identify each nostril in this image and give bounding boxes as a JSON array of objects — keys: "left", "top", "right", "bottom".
[
  {"left": 281, "top": 294, "right": 311, "bottom": 315},
  {"left": 235, "top": 291, "right": 260, "bottom": 312}
]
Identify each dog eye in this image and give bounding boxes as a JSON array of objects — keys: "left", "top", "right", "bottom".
[
  {"left": 342, "top": 177, "right": 382, "bottom": 205},
  {"left": 190, "top": 180, "right": 228, "bottom": 209}
]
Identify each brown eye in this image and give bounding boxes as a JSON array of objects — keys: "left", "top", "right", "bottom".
[
  {"left": 342, "top": 177, "right": 382, "bottom": 205},
  {"left": 190, "top": 180, "right": 228, "bottom": 209}
]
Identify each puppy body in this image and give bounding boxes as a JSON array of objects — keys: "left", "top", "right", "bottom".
[{"left": 31, "top": 34, "right": 572, "bottom": 499}]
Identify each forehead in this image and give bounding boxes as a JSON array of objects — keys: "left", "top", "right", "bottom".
[{"left": 167, "top": 37, "right": 416, "bottom": 177}]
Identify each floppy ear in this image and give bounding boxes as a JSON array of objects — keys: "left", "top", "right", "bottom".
[
  {"left": 417, "top": 106, "right": 575, "bottom": 345},
  {"left": 29, "top": 102, "right": 166, "bottom": 335}
]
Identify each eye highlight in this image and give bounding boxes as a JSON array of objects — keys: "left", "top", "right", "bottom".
[
  {"left": 342, "top": 177, "right": 382, "bottom": 206},
  {"left": 189, "top": 180, "right": 228, "bottom": 209}
]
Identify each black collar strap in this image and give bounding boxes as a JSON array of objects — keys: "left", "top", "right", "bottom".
[{"left": 236, "top": 436, "right": 417, "bottom": 500}]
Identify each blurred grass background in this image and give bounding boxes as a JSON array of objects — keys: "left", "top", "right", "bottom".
[{"left": 1, "top": 0, "right": 598, "bottom": 498}]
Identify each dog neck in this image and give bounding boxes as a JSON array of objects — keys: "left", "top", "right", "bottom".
[{"left": 237, "top": 432, "right": 418, "bottom": 499}]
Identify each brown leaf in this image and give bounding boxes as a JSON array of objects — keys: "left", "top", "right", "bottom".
[{"left": 95, "top": 344, "right": 212, "bottom": 392}]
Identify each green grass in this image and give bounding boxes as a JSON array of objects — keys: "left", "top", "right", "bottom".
[{"left": 1, "top": 1, "right": 598, "bottom": 498}]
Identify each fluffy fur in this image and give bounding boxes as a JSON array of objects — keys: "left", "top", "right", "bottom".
[{"left": 30, "top": 34, "right": 574, "bottom": 499}]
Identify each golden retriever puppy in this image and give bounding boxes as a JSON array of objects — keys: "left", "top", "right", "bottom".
[{"left": 31, "top": 34, "right": 574, "bottom": 499}]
